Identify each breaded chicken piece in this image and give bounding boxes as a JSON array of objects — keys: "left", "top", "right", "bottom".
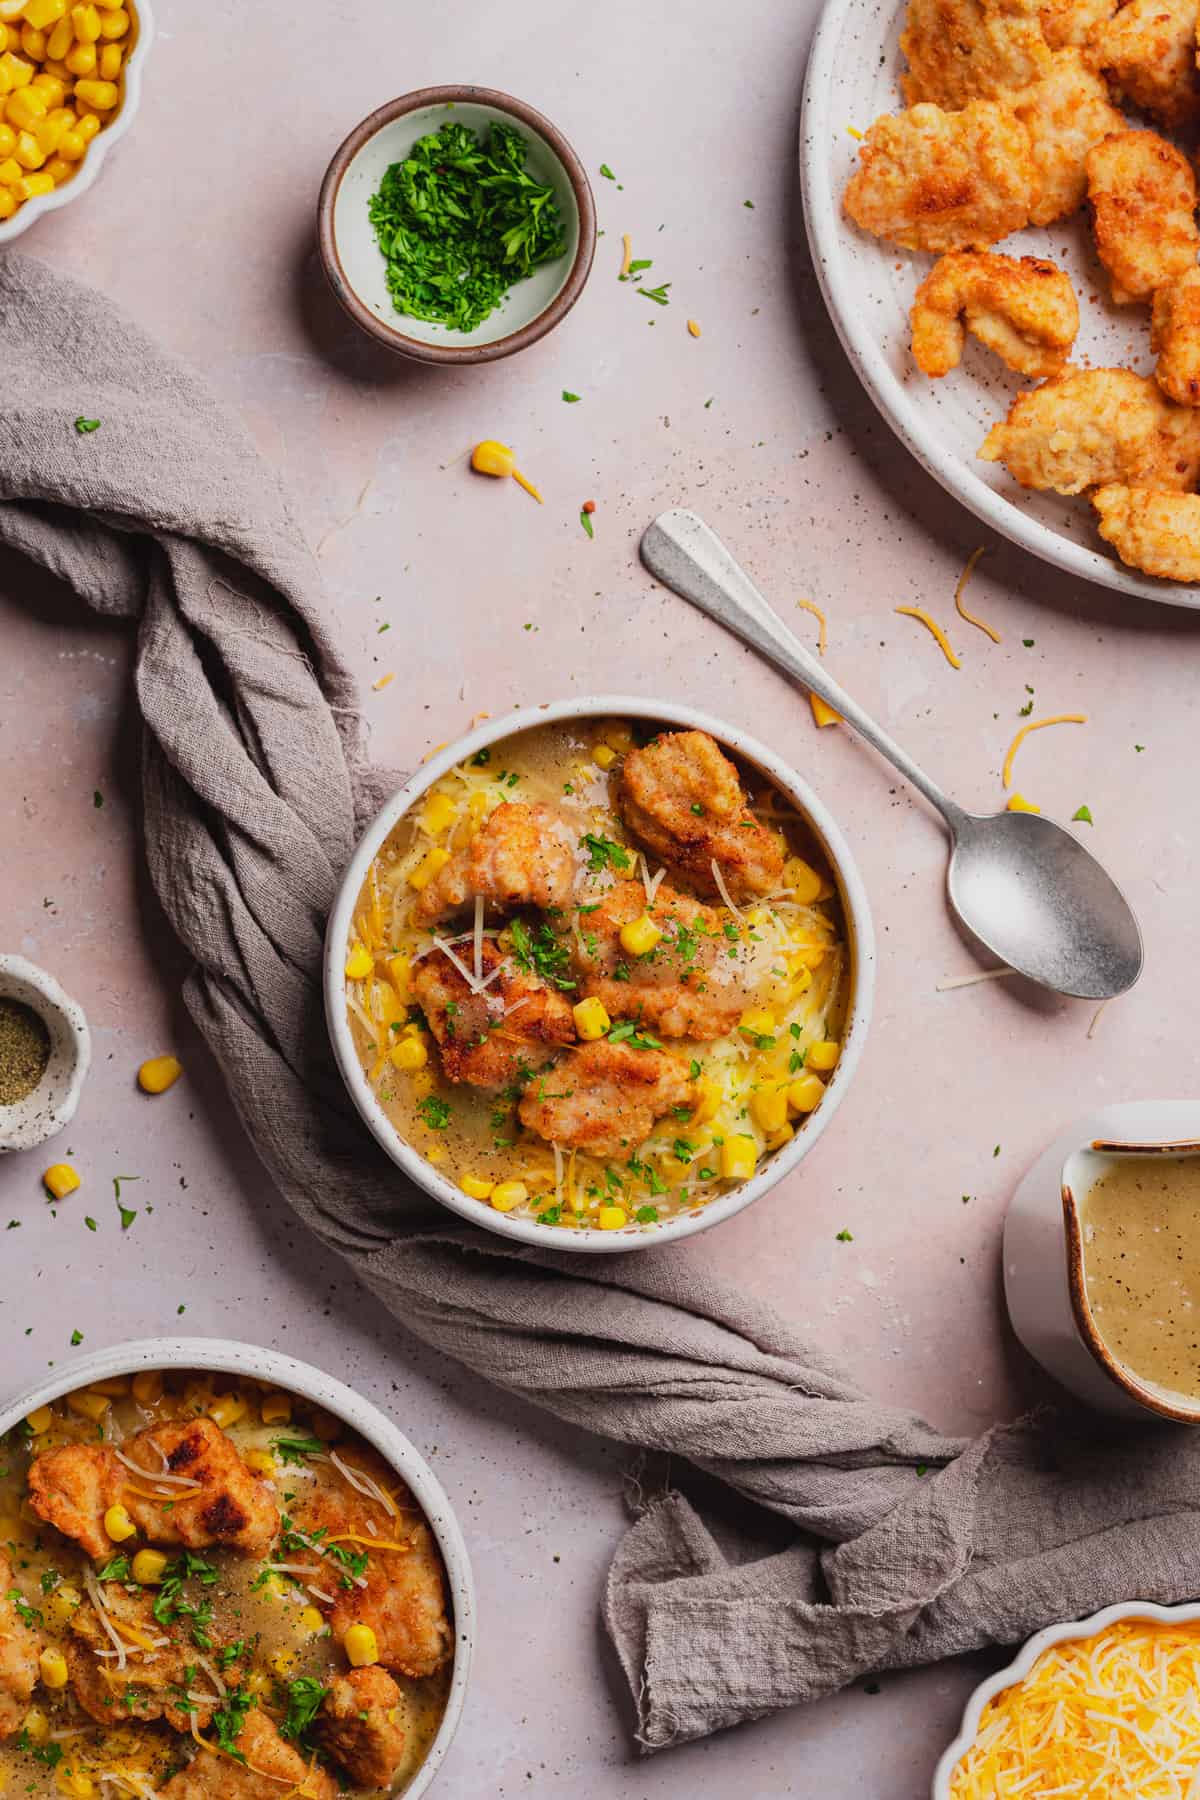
[
  {"left": 1040, "top": 0, "right": 1115, "bottom": 47},
  {"left": 28, "top": 1419, "right": 278, "bottom": 1560},
  {"left": 573, "top": 880, "right": 776, "bottom": 1040},
  {"left": 413, "top": 802, "right": 575, "bottom": 926},
  {"left": 290, "top": 1452, "right": 453, "bottom": 1680},
  {"left": 1153, "top": 268, "right": 1200, "bottom": 405},
  {"left": 319, "top": 1667, "right": 409, "bottom": 1790},
  {"left": 69, "top": 1584, "right": 241, "bottom": 1731},
  {"left": 518, "top": 1040, "right": 697, "bottom": 1158},
  {"left": 900, "top": 0, "right": 1051, "bottom": 105},
  {"left": 911, "top": 252, "right": 1079, "bottom": 377},
  {"left": 1087, "top": 129, "right": 1199, "bottom": 306},
  {"left": 160, "top": 1708, "right": 337, "bottom": 1800},
  {"left": 411, "top": 937, "right": 575, "bottom": 1088},
  {"left": 0, "top": 1555, "right": 41, "bottom": 1741},
  {"left": 1092, "top": 483, "right": 1200, "bottom": 579},
  {"left": 979, "top": 367, "right": 1200, "bottom": 493},
  {"left": 618, "top": 730, "right": 783, "bottom": 902},
  {"left": 1011, "top": 50, "right": 1126, "bottom": 227},
  {"left": 843, "top": 102, "right": 1036, "bottom": 254},
  {"left": 1088, "top": 0, "right": 1200, "bottom": 127}
]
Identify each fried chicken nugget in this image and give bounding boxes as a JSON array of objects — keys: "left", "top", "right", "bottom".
[
  {"left": 1087, "top": 129, "right": 1200, "bottom": 305},
  {"left": 1088, "top": 0, "right": 1200, "bottom": 127},
  {"left": 1152, "top": 268, "right": 1200, "bottom": 406},
  {"left": 1011, "top": 49, "right": 1126, "bottom": 227},
  {"left": 1040, "top": 0, "right": 1115, "bottom": 48},
  {"left": 1092, "top": 484, "right": 1200, "bottom": 579},
  {"left": 979, "top": 367, "right": 1200, "bottom": 493},
  {"left": 911, "top": 251, "right": 1079, "bottom": 377},
  {"left": 842, "top": 102, "right": 1036, "bottom": 253},
  {"left": 900, "top": 0, "right": 1051, "bottom": 106}
]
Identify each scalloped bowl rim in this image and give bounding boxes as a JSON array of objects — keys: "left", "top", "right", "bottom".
[
  {"left": 0, "top": 1336, "right": 475, "bottom": 1800},
  {"left": 0, "top": 0, "right": 154, "bottom": 246},
  {"left": 324, "top": 694, "right": 877, "bottom": 1254},
  {"left": 932, "top": 1599, "right": 1200, "bottom": 1796}
]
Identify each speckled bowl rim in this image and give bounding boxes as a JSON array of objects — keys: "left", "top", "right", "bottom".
[
  {"left": 324, "top": 694, "right": 877, "bottom": 1254},
  {"left": 932, "top": 1599, "right": 1200, "bottom": 1796},
  {"left": 0, "top": 0, "right": 155, "bottom": 246},
  {"left": 316, "top": 84, "right": 597, "bottom": 365},
  {"left": 0, "top": 953, "right": 91, "bottom": 1152},
  {"left": 0, "top": 1337, "right": 475, "bottom": 1800}
]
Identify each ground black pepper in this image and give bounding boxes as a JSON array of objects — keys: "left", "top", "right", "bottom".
[{"left": 0, "top": 997, "right": 51, "bottom": 1105}]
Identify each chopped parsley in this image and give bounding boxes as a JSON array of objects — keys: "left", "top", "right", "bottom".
[
  {"left": 212, "top": 1687, "right": 255, "bottom": 1761},
  {"left": 7, "top": 1589, "right": 39, "bottom": 1629},
  {"left": 580, "top": 832, "right": 631, "bottom": 874},
  {"left": 639, "top": 282, "right": 671, "bottom": 306},
  {"left": 471, "top": 748, "right": 491, "bottom": 766},
  {"left": 562, "top": 390, "right": 581, "bottom": 403},
  {"left": 510, "top": 917, "right": 576, "bottom": 991},
  {"left": 96, "top": 1556, "right": 131, "bottom": 1583},
  {"left": 74, "top": 417, "right": 101, "bottom": 434},
  {"left": 599, "top": 163, "right": 616, "bottom": 179},
  {"left": 417, "top": 1095, "right": 452, "bottom": 1131},
  {"left": 271, "top": 1435, "right": 325, "bottom": 1466},
  {"left": 279, "top": 1676, "right": 328, "bottom": 1744},
  {"left": 835, "top": 1228, "right": 854, "bottom": 1242},
  {"left": 1071, "top": 804, "right": 1093, "bottom": 825},
  {"left": 607, "top": 1021, "right": 663, "bottom": 1050},
  {"left": 70, "top": 1329, "right": 83, "bottom": 1346},
  {"left": 634, "top": 1206, "right": 659, "bottom": 1224},
  {"left": 153, "top": 1553, "right": 220, "bottom": 1649},
  {"left": 580, "top": 507, "right": 595, "bottom": 540}
]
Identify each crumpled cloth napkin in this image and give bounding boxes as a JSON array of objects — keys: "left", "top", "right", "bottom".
[{"left": 6, "top": 251, "right": 1200, "bottom": 1753}]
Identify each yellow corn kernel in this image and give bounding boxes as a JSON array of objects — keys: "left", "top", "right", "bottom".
[
  {"left": 67, "top": 1390, "right": 109, "bottom": 1424},
  {"left": 0, "top": 52, "right": 33, "bottom": 88},
  {"left": 34, "top": 80, "right": 68, "bottom": 106},
  {"left": 102, "top": 1504, "right": 136, "bottom": 1544},
  {"left": 244, "top": 1669, "right": 272, "bottom": 1698},
  {"left": 0, "top": 23, "right": 6, "bottom": 51},
  {"left": 0, "top": 121, "right": 12, "bottom": 155},
  {"left": 1007, "top": 792, "right": 1040, "bottom": 814},
  {"left": 738, "top": 1007, "right": 776, "bottom": 1039},
  {"left": 34, "top": 119, "right": 66, "bottom": 156},
  {"left": 24, "top": 1404, "right": 53, "bottom": 1434},
  {"left": 91, "top": 0, "right": 126, "bottom": 8},
  {"left": 783, "top": 858, "right": 823, "bottom": 905},
  {"left": 410, "top": 1067, "right": 435, "bottom": 1101},
  {"left": 0, "top": 185, "right": 15, "bottom": 216},
  {"left": 298, "top": 1606, "right": 325, "bottom": 1636},
  {"left": 720, "top": 1135, "right": 758, "bottom": 1181},
  {"left": 260, "top": 1391, "right": 291, "bottom": 1426},
  {"left": 96, "top": 2, "right": 125, "bottom": 33},
  {"left": 14, "top": 131, "right": 44, "bottom": 168},
  {"left": 471, "top": 439, "right": 515, "bottom": 478},
  {"left": 425, "top": 1144, "right": 446, "bottom": 1164},
  {"left": 490, "top": 1180, "right": 527, "bottom": 1214},
  {"left": 597, "top": 1205, "right": 628, "bottom": 1230},
  {"left": 766, "top": 1123, "right": 795, "bottom": 1153},
  {"left": 46, "top": 1583, "right": 80, "bottom": 1628},
  {"left": 22, "top": 1708, "right": 49, "bottom": 1745},
  {"left": 244, "top": 1448, "right": 276, "bottom": 1479},
  {"left": 207, "top": 1393, "right": 247, "bottom": 1431},
  {"left": 688, "top": 1077, "right": 721, "bottom": 1124},
  {"left": 807, "top": 1040, "right": 840, "bottom": 1073},
  {"left": 130, "top": 1549, "right": 168, "bottom": 1585},
  {"left": 130, "top": 1369, "right": 163, "bottom": 1406},
  {"left": 18, "top": 24, "right": 46, "bottom": 59},
  {"left": 619, "top": 913, "right": 663, "bottom": 957},
  {"left": 43, "top": 1162, "right": 80, "bottom": 1200},
  {"left": 71, "top": 3, "right": 101, "bottom": 39},
  {"left": 38, "top": 1647, "right": 68, "bottom": 1689},
  {"left": 592, "top": 744, "right": 617, "bottom": 770},
  {"left": 344, "top": 942, "right": 373, "bottom": 981},
  {"left": 41, "top": 56, "right": 71, "bottom": 81},
  {"left": 749, "top": 1086, "right": 789, "bottom": 1135},
  {"left": 457, "top": 1175, "right": 493, "bottom": 1202},
  {"left": 311, "top": 1409, "right": 341, "bottom": 1443},
  {"left": 63, "top": 39, "right": 94, "bottom": 73},
  {"left": 7, "top": 83, "right": 45, "bottom": 127},
  {"left": 46, "top": 14, "right": 72, "bottom": 55},
  {"left": 25, "top": 0, "right": 68, "bottom": 25},
  {"left": 74, "top": 109, "right": 99, "bottom": 140},
  {"left": 419, "top": 791, "right": 458, "bottom": 835},
  {"left": 89, "top": 1375, "right": 129, "bottom": 1397},
  {"left": 72, "top": 75, "right": 116, "bottom": 106},
  {"left": 603, "top": 721, "right": 635, "bottom": 752},
  {"left": 271, "top": 1646, "right": 299, "bottom": 1678},
  {"left": 53, "top": 125, "right": 81, "bottom": 161},
  {"left": 385, "top": 952, "right": 411, "bottom": 1000},
  {"left": 137, "top": 1054, "right": 182, "bottom": 1095},
  {"left": 408, "top": 845, "right": 450, "bottom": 892},
  {"left": 96, "top": 38, "right": 119, "bottom": 77},
  {"left": 571, "top": 996, "right": 610, "bottom": 1041},
  {"left": 59, "top": 1773, "right": 95, "bottom": 1799},
  {"left": 342, "top": 1623, "right": 379, "bottom": 1667},
  {"left": 389, "top": 1034, "right": 428, "bottom": 1073},
  {"left": 787, "top": 1073, "right": 825, "bottom": 1114}
]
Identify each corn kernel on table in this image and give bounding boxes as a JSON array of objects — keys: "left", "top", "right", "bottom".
[{"left": 2, "top": 0, "right": 1200, "bottom": 1793}]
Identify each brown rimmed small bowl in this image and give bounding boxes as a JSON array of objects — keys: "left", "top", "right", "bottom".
[{"left": 317, "top": 85, "right": 596, "bottom": 365}]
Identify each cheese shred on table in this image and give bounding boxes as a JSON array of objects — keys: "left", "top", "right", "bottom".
[
  {"left": 950, "top": 1619, "right": 1200, "bottom": 1798},
  {"left": 954, "top": 546, "right": 1002, "bottom": 644},
  {"left": 895, "top": 604, "right": 961, "bottom": 668},
  {"left": 1002, "top": 713, "right": 1087, "bottom": 789}
]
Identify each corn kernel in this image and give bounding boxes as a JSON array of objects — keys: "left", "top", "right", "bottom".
[
  {"left": 807, "top": 1040, "right": 840, "bottom": 1073},
  {"left": 0, "top": 120, "right": 12, "bottom": 155},
  {"left": 244, "top": 1448, "right": 276, "bottom": 1478},
  {"left": 38, "top": 1647, "right": 68, "bottom": 1689},
  {"left": 131, "top": 1549, "right": 168, "bottom": 1585},
  {"left": 129, "top": 1369, "right": 163, "bottom": 1406},
  {"left": 787, "top": 1073, "right": 825, "bottom": 1114},
  {"left": 271, "top": 1647, "right": 299, "bottom": 1678},
  {"left": 22, "top": 1708, "right": 49, "bottom": 1745},
  {"left": 749, "top": 1086, "right": 789, "bottom": 1134},
  {"left": 67, "top": 1388, "right": 109, "bottom": 1424},
  {"left": 408, "top": 846, "right": 450, "bottom": 892},
  {"left": 72, "top": 75, "right": 116, "bottom": 106},
  {"left": 53, "top": 124, "right": 81, "bottom": 160},
  {"left": 597, "top": 1205, "right": 628, "bottom": 1230},
  {"left": 34, "top": 79, "right": 67, "bottom": 106},
  {"left": 460, "top": 1175, "right": 494, "bottom": 1201},
  {"left": 490, "top": 1180, "right": 527, "bottom": 1213},
  {"left": 419, "top": 791, "right": 457, "bottom": 835},
  {"left": 207, "top": 1393, "right": 247, "bottom": 1430},
  {"left": 738, "top": 1007, "right": 776, "bottom": 1039},
  {"left": 572, "top": 996, "right": 610, "bottom": 1041},
  {"left": 689, "top": 1077, "right": 721, "bottom": 1124},
  {"left": 7, "top": 82, "right": 46, "bottom": 127},
  {"left": 385, "top": 952, "right": 411, "bottom": 1000},
  {"left": 0, "top": 184, "right": 15, "bottom": 215},
  {"left": 46, "top": 1583, "right": 80, "bottom": 1628},
  {"left": 34, "top": 119, "right": 65, "bottom": 155},
  {"left": 137, "top": 1054, "right": 182, "bottom": 1095},
  {"left": 13, "top": 129, "right": 44, "bottom": 167},
  {"left": 720, "top": 1135, "right": 758, "bottom": 1181},
  {"left": 24, "top": 1404, "right": 53, "bottom": 1435},
  {"left": 603, "top": 721, "right": 635, "bottom": 752},
  {"left": 43, "top": 1162, "right": 80, "bottom": 1199},
  {"left": 619, "top": 913, "right": 662, "bottom": 957},
  {"left": 344, "top": 942, "right": 373, "bottom": 981},
  {"left": 298, "top": 1606, "right": 325, "bottom": 1636},
  {"left": 96, "top": 37, "right": 119, "bottom": 77},
  {"left": 260, "top": 1391, "right": 291, "bottom": 1425},
  {"left": 25, "top": 0, "right": 67, "bottom": 25},
  {"left": 389, "top": 1034, "right": 427, "bottom": 1072},
  {"left": 311, "top": 1409, "right": 341, "bottom": 1443},
  {"left": 766, "top": 1123, "right": 795, "bottom": 1153},
  {"left": 96, "top": 3, "right": 126, "bottom": 34},
  {"left": 782, "top": 858, "right": 823, "bottom": 905},
  {"left": 75, "top": 109, "right": 99, "bottom": 140},
  {"left": 342, "top": 1623, "right": 379, "bottom": 1667},
  {"left": 244, "top": 1669, "right": 272, "bottom": 1697},
  {"left": 60, "top": 1773, "right": 95, "bottom": 1798},
  {"left": 410, "top": 1068, "right": 435, "bottom": 1100},
  {"left": 102, "top": 1504, "right": 136, "bottom": 1543},
  {"left": 18, "top": 25, "right": 45, "bottom": 60},
  {"left": 593, "top": 744, "right": 617, "bottom": 770},
  {"left": 46, "top": 15, "right": 72, "bottom": 56},
  {"left": 71, "top": 3, "right": 101, "bottom": 40},
  {"left": 63, "top": 39, "right": 94, "bottom": 73},
  {"left": 89, "top": 1375, "right": 129, "bottom": 1397},
  {"left": 466, "top": 790, "right": 489, "bottom": 821},
  {"left": 0, "top": 52, "right": 33, "bottom": 88}
]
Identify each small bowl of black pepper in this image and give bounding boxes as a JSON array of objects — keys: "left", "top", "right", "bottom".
[{"left": 0, "top": 956, "right": 91, "bottom": 1154}]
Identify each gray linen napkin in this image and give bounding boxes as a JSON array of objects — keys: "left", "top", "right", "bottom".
[{"left": 5, "top": 251, "right": 1200, "bottom": 1752}]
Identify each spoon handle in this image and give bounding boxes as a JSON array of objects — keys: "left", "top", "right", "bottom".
[{"left": 640, "top": 508, "right": 966, "bottom": 834}]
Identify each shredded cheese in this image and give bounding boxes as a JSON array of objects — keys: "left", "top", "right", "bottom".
[
  {"left": 950, "top": 1619, "right": 1200, "bottom": 1799},
  {"left": 953, "top": 546, "right": 1001, "bottom": 643},
  {"left": 472, "top": 894, "right": 485, "bottom": 985},
  {"left": 619, "top": 233, "right": 632, "bottom": 279},
  {"left": 190, "top": 1721, "right": 293, "bottom": 1784},
  {"left": 329, "top": 1450, "right": 399, "bottom": 1518},
  {"left": 936, "top": 968, "right": 1016, "bottom": 992},
  {"left": 113, "top": 1448, "right": 201, "bottom": 1491},
  {"left": 1088, "top": 998, "right": 1110, "bottom": 1040},
  {"left": 372, "top": 674, "right": 395, "bottom": 691},
  {"left": 687, "top": 319, "right": 702, "bottom": 338},
  {"left": 325, "top": 1533, "right": 413, "bottom": 1553},
  {"left": 846, "top": 124, "right": 863, "bottom": 138},
  {"left": 895, "top": 605, "right": 962, "bottom": 669},
  {"left": 796, "top": 598, "right": 828, "bottom": 658},
  {"left": 710, "top": 859, "right": 744, "bottom": 920},
  {"left": 1002, "top": 713, "right": 1088, "bottom": 790}
]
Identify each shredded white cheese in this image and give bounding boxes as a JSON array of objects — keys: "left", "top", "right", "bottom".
[{"left": 710, "top": 859, "right": 744, "bottom": 920}]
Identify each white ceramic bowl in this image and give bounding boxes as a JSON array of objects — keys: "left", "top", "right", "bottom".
[
  {"left": 318, "top": 85, "right": 596, "bottom": 365},
  {"left": 932, "top": 1600, "right": 1200, "bottom": 1796},
  {"left": 0, "top": 1336, "right": 475, "bottom": 1800},
  {"left": 0, "top": 952, "right": 91, "bottom": 1152},
  {"left": 325, "top": 695, "right": 876, "bottom": 1253},
  {"left": 800, "top": 0, "right": 1200, "bottom": 608},
  {"left": 0, "top": 0, "right": 154, "bottom": 246}
]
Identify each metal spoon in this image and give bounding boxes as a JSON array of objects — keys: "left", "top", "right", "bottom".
[{"left": 640, "top": 509, "right": 1143, "bottom": 1001}]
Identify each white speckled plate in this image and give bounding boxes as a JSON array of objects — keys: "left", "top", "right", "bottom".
[{"left": 799, "top": 0, "right": 1200, "bottom": 608}]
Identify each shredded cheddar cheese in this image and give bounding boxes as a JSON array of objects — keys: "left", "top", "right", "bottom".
[
  {"left": 950, "top": 1619, "right": 1200, "bottom": 1799},
  {"left": 794, "top": 599, "right": 841, "bottom": 727},
  {"left": 620, "top": 233, "right": 632, "bottom": 279},
  {"left": 895, "top": 605, "right": 961, "bottom": 669},
  {"left": 1002, "top": 713, "right": 1087, "bottom": 789},
  {"left": 372, "top": 674, "right": 395, "bottom": 692},
  {"left": 796, "top": 598, "right": 828, "bottom": 658},
  {"left": 846, "top": 125, "right": 864, "bottom": 138},
  {"left": 953, "top": 546, "right": 1001, "bottom": 643},
  {"left": 687, "top": 319, "right": 702, "bottom": 338}
]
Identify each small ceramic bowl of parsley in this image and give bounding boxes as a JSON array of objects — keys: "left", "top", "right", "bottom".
[{"left": 318, "top": 85, "right": 596, "bottom": 364}]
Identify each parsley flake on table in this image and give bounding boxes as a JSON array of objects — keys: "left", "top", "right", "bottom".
[
  {"left": 579, "top": 507, "right": 595, "bottom": 539},
  {"left": 417, "top": 1094, "right": 452, "bottom": 1131},
  {"left": 92, "top": 790, "right": 103, "bottom": 808},
  {"left": 599, "top": 163, "right": 616, "bottom": 179},
  {"left": 74, "top": 417, "right": 101, "bottom": 434},
  {"left": 70, "top": 1329, "right": 83, "bottom": 1345},
  {"left": 1072, "top": 804, "right": 1094, "bottom": 824},
  {"left": 836, "top": 1228, "right": 854, "bottom": 1242},
  {"left": 562, "top": 390, "right": 581, "bottom": 403},
  {"left": 639, "top": 283, "right": 672, "bottom": 306}
]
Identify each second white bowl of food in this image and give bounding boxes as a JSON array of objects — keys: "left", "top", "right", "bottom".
[
  {"left": 325, "top": 696, "right": 875, "bottom": 1251},
  {"left": 0, "top": 1338, "right": 473, "bottom": 1800}
]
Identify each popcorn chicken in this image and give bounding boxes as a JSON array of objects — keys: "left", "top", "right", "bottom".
[
  {"left": 1040, "top": 0, "right": 1115, "bottom": 48},
  {"left": 843, "top": 101, "right": 1036, "bottom": 253},
  {"left": 1011, "top": 49, "right": 1126, "bottom": 226},
  {"left": 979, "top": 367, "right": 1200, "bottom": 493},
  {"left": 1152, "top": 267, "right": 1200, "bottom": 406},
  {"left": 1088, "top": 0, "right": 1200, "bottom": 127},
  {"left": 911, "top": 251, "right": 1079, "bottom": 377},
  {"left": 1087, "top": 129, "right": 1200, "bottom": 305},
  {"left": 900, "top": 0, "right": 1051, "bottom": 105},
  {"left": 1092, "top": 483, "right": 1200, "bottom": 579}
]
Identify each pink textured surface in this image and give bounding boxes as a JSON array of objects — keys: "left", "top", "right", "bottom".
[{"left": 3, "top": 0, "right": 1200, "bottom": 1793}]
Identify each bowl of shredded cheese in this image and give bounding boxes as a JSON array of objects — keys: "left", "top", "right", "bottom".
[{"left": 936, "top": 1602, "right": 1200, "bottom": 1798}]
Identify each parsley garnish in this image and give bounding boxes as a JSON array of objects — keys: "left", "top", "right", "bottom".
[
  {"left": 639, "top": 283, "right": 672, "bottom": 306},
  {"left": 510, "top": 917, "right": 576, "bottom": 991},
  {"left": 74, "top": 417, "right": 101, "bottom": 435},
  {"left": 7, "top": 1589, "right": 39, "bottom": 1629},
  {"left": 212, "top": 1687, "right": 254, "bottom": 1762},
  {"left": 607, "top": 1021, "right": 663, "bottom": 1050},
  {"left": 153, "top": 1553, "right": 219, "bottom": 1648},
  {"left": 96, "top": 1556, "right": 131, "bottom": 1583},
  {"left": 580, "top": 507, "right": 595, "bottom": 539},
  {"left": 836, "top": 1228, "right": 854, "bottom": 1242},
  {"left": 280, "top": 1676, "right": 327, "bottom": 1744},
  {"left": 599, "top": 163, "right": 616, "bottom": 179},
  {"left": 580, "top": 832, "right": 631, "bottom": 874},
  {"left": 562, "top": 390, "right": 581, "bottom": 403},
  {"left": 417, "top": 1095, "right": 452, "bottom": 1131},
  {"left": 1071, "top": 804, "right": 1093, "bottom": 825},
  {"left": 634, "top": 1206, "right": 659, "bottom": 1224},
  {"left": 271, "top": 1435, "right": 325, "bottom": 1465}
]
